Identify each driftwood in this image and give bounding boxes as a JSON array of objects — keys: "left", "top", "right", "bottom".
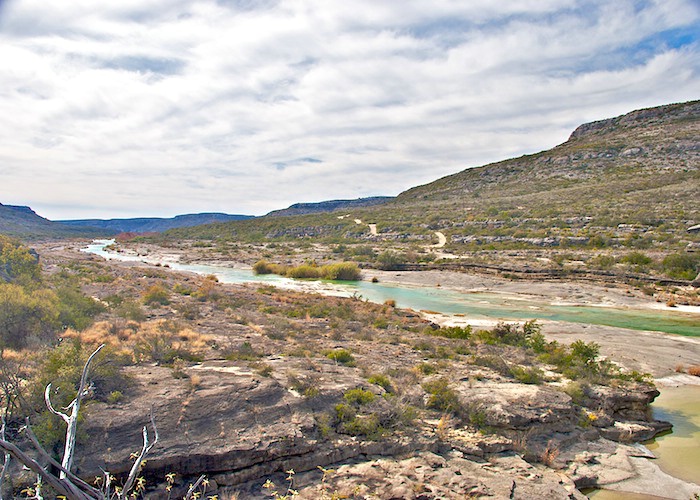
[{"left": 0, "top": 344, "right": 159, "bottom": 499}]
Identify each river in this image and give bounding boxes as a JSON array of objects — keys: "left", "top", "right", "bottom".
[{"left": 83, "top": 240, "right": 700, "bottom": 497}]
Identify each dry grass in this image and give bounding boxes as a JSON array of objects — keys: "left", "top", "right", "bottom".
[
  {"left": 63, "top": 320, "right": 214, "bottom": 362},
  {"left": 540, "top": 440, "right": 560, "bottom": 467},
  {"left": 688, "top": 365, "right": 700, "bottom": 377}
]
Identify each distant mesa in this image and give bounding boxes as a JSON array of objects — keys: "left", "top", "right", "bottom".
[
  {"left": 0, "top": 203, "right": 109, "bottom": 240},
  {"left": 58, "top": 213, "right": 254, "bottom": 233}
]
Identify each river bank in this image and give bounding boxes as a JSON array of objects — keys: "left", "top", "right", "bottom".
[{"left": 37, "top": 239, "right": 700, "bottom": 498}]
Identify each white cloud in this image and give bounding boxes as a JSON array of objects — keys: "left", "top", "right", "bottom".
[{"left": 0, "top": 0, "right": 698, "bottom": 219}]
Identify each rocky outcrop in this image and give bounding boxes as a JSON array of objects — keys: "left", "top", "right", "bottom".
[{"left": 59, "top": 359, "right": 670, "bottom": 498}]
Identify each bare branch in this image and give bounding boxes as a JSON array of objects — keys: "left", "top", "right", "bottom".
[
  {"left": 120, "top": 409, "right": 158, "bottom": 499},
  {"left": 22, "top": 420, "right": 101, "bottom": 497},
  {"left": 0, "top": 417, "right": 9, "bottom": 500},
  {"left": 58, "top": 344, "right": 105, "bottom": 478},
  {"left": 44, "top": 384, "right": 70, "bottom": 424},
  {"left": 184, "top": 475, "right": 206, "bottom": 500},
  {"left": 0, "top": 439, "right": 76, "bottom": 499}
]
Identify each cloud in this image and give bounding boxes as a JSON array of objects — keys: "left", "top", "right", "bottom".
[{"left": 0, "top": 0, "right": 698, "bottom": 219}]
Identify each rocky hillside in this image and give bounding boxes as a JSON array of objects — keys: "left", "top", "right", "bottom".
[
  {"left": 398, "top": 100, "right": 698, "bottom": 202},
  {"left": 0, "top": 203, "right": 110, "bottom": 240},
  {"left": 58, "top": 212, "right": 254, "bottom": 233},
  {"left": 266, "top": 196, "right": 393, "bottom": 217},
  {"left": 163, "top": 100, "right": 699, "bottom": 255}
]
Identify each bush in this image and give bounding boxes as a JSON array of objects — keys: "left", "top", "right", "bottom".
[
  {"left": 142, "top": 284, "right": 170, "bottom": 306},
  {"left": 0, "top": 283, "right": 59, "bottom": 348},
  {"left": 662, "top": 253, "right": 699, "bottom": 280},
  {"left": 55, "top": 285, "right": 106, "bottom": 330},
  {"left": 326, "top": 348, "right": 356, "bottom": 366},
  {"left": 253, "top": 260, "right": 275, "bottom": 275},
  {"left": 429, "top": 325, "right": 472, "bottom": 340},
  {"left": 622, "top": 252, "right": 652, "bottom": 266},
  {"left": 377, "top": 251, "right": 405, "bottom": 271},
  {"left": 422, "top": 377, "right": 461, "bottom": 415},
  {"left": 367, "top": 374, "right": 393, "bottom": 392},
  {"left": 510, "top": 365, "right": 544, "bottom": 384},
  {"left": 343, "top": 388, "right": 376, "bottom": 405},
  {"left": 322, "top": 262, "right": 361, "bottom": 281},
  {"left": 0, "top": 235, "right": 41, "bottom": 286}
]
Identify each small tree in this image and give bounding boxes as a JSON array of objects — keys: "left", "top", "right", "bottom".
[{"left": 0, "top": 345, "right": 160, "bottom": 499}]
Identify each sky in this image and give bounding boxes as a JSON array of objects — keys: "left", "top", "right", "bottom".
[{"left": 0, "top": 0, "right": 698, "bottom": 220}]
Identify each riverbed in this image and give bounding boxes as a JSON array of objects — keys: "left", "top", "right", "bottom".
[{"left": 82, "top": 239, "right": 700, "bottom": 496}]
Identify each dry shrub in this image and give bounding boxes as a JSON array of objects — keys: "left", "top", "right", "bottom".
[
  {"left": 63, "top": 320, "right": 213, "bottom": 364},
  {"left": 688, "top": 365, "right": 700, "bottom": 377},
  {"left": 540, "top": 440, "right": 560, "bottom": 467},
  {"left": 675, "top": 364, "right": 685, "bottom": 373}
]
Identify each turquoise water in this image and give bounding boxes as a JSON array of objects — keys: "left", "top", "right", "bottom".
[{"left": 83, "top": 240, "right": 700, "bottom": 337}]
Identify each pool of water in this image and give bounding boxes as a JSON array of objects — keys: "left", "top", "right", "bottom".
[
  {"left": 83, "top": 240, "right": 700, "bottom": 337},
  {"left": 645, "top": 385, "right": 700, "bottom": 484}
]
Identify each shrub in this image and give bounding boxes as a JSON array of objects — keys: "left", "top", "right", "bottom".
[
  {"left": 570, "top": 340, "right": 600, "bottom": 365},
  {"left": 377, "top": 251, "right": 405, "bottom": 271},
  {"left": 429, "top": 325, "right": 472, "bottom": 340},
  {"left": 55, "top": 285, "right": 106, "bottom": 330},
  {"left": 367, "top": 374, "right": 393, "bottom": 392},
  {"left": 107, "top": 390, "right": 124, "bottom": 404},
  {"left": 322, "top": 262, "right": 361, "bottom": 281},
  {"left": 0, "top": 235, "right": 41, "bottom": 286},
  {"left": 422, "top": 377, "right": 461, "bottom": 415},
  {"left": 662, "top": 253, "right": 699, "bottom": 280},
  {"left": 286, "top": 264, "right": 321, "bottom": 279},
  {"left": 0, "top": 283, "right": 59, "bottom": 348},
  {"left": 415, "top": 362, "right": 436, "bottom": 375},
  {"left": 561, "top": 381, "right": 587, "bottom": 405},
  {"left": 622, "top": 252, "right": 652, "bottom": 266},
  {"left": 687, "top": 365, "right": 700, "bottom": 377},
  {"left": 343, "top": 388, "right": 376, "bottom": 405},
  {"left": 326, "top": 348, "right": 356, "bottom": 366},
  {"left": 341, "top": 414, "right": 383, "bottom": 439},
  {"left": 142, "top": 284, "right": 170, "bottom": 306},
  {"left": 510, "top": 365, "right": 543, "bottom": 384},
  {"left": 253, "top": 260, "right": 275, "bottom": 275}
]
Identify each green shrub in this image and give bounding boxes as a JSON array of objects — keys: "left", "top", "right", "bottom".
[
  {"left": 142, "top": 284, "right": 170, "bottom": 306},
  {"left": 622, "top": 252, "right": 652, "bottom": 266},
  {"left": 367, "top": 374, "right": 393, "bottom": 392},
  {"left": 31, "top": 341, "right": 131, "bottom": 448},
  {"left": 662, "top": 253, "right": 699, "bottom": 280},
  {"left": 115, "top": 300, "right": 146, "bottom": 321},
  {"left": 0, "top": 235, "right": 41, "bottom": 286},
  {"left": 0, "top": 283, "right": 59, "bottom": 348},
  {"left": 429, "top": 325, "right": 472, "bottom": 340},
  {"left": 377, "top": 251, "right": 405, "bottom": 271},
  {"left": 225, "top": 341, "right": 263, "bottom": 361},
  {"left": 55, "top": 285, "right": 106, "bottom": 330},
  {"left": 510, "top": 365, "right": 544, "bottom": 384},
  {"left": 343, "top": 388, "right": 376, "bottom": 405},
  {"left": 422, "top": 377, "right": 461, "bottom": 414},
  {"left": 326, "top": 348, "right": 356, "bottom": 366},
  {"left": 107, "top": 390, "right": 124, "bottom": 404},
  {"left": 415, "top": 362, "right": 436, "bottom": 375},
  {"left": 340, "top": 414, "right": 384, "bottom": 439},
  {"left": 322, "top": 262, "right": 362, "bottom": 281},
  {"left": 561, "top": 381, "right": 587, "bottom": 405},
  {"left": 286, "top": 264, "right": 322, "bottom": 279},
  {"left": 334, "top": 403, "right": 356, "bottom": 423}
]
